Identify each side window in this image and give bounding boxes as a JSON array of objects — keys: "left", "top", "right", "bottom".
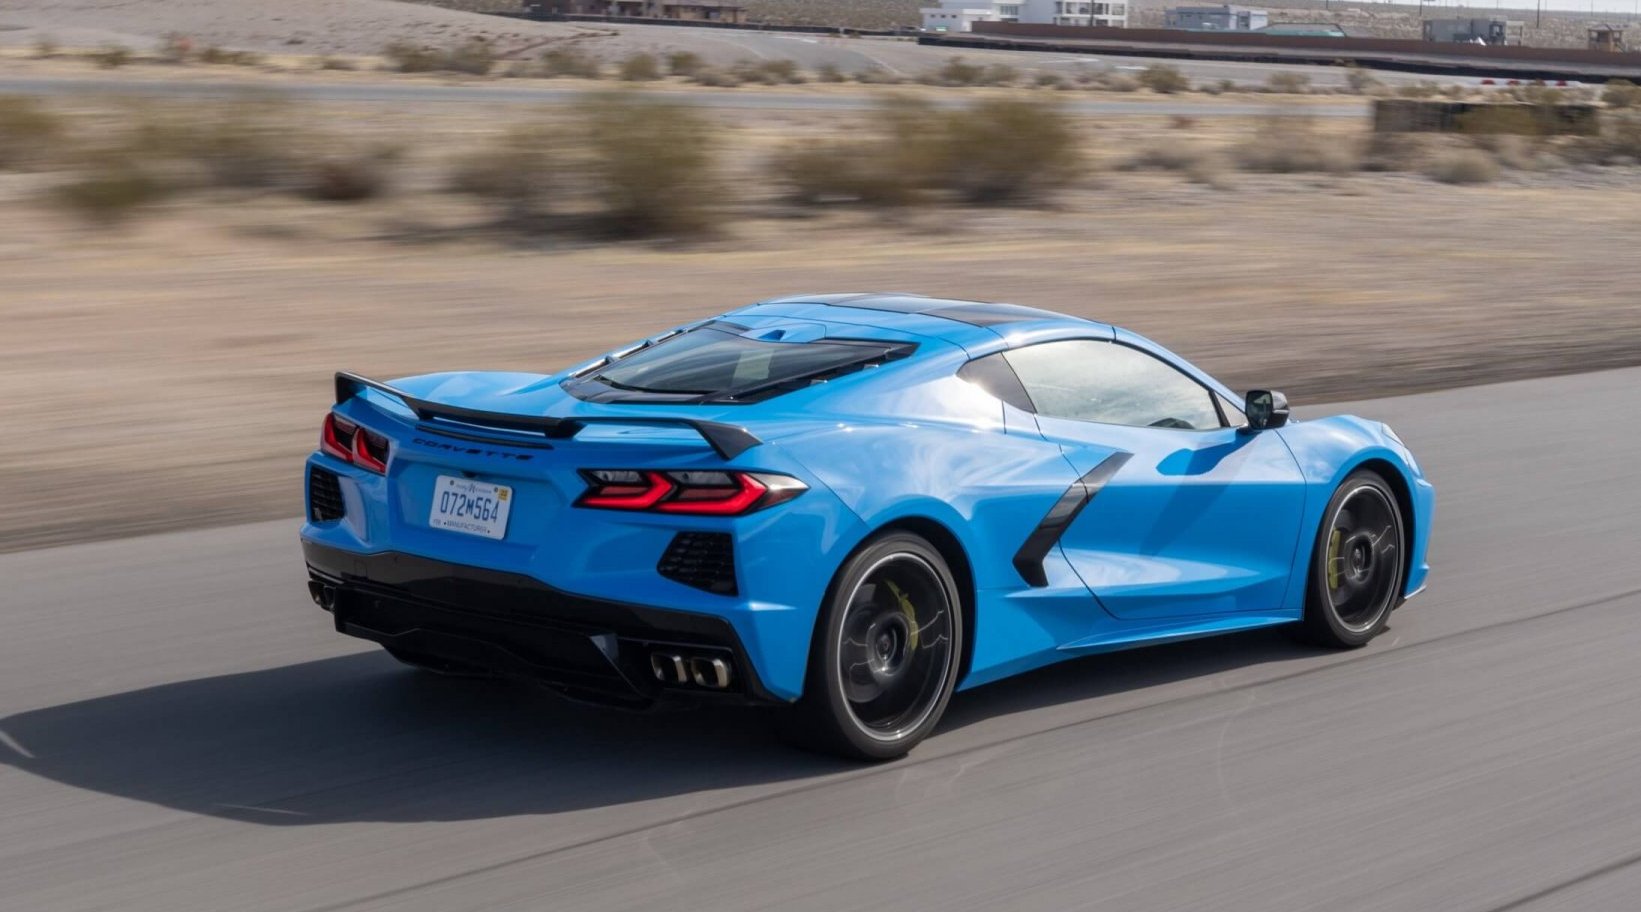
[
  {"left": 1216, "top": 392, "right": 1247, "bottom": 427},
  {"left": 1002, "top": 339, "right": 1223, "bottom": 430}
]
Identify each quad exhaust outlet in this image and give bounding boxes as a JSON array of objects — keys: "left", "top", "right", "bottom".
[{"left": 650, "top": 651, "right": 733, "bottom": 690}]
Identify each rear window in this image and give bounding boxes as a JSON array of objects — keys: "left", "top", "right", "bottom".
[{"left": 565, "top": 323, "right": 914, "bottom": 404}]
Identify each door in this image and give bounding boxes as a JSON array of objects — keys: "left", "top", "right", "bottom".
[{"left": 1002, "top": 338, "right": 1308, "bottom": 622}]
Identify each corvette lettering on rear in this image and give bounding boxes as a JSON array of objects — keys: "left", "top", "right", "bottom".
[{"left": 410, "top": 437, "right": 536, "bottom": 461}]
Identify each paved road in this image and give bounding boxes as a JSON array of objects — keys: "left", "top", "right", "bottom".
[
  {"left": 0, "top": 73, "right": 1368, "bottom": 117},
  {"left": 2, "top": 367, "right": 1639, "bottom": 911}
]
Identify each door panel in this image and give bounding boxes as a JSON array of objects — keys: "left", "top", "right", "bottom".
[{"left": 1039, "top": 415, "right": 1309, "bottom": 621}]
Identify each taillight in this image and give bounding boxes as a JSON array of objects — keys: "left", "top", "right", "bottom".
[
  {"left": 577, "top": 469, "right": 806, "bottom": 515},
  {"left": 319, "top": 412, "right": 390, "bottom": 474}
]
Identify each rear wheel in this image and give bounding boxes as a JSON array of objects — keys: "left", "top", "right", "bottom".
[
  {"left": 1299, "top": 470, "right": 1405, "bottom": 648},
  {"left": 781, "top": 532, "right": 963, "bottom": 761}
]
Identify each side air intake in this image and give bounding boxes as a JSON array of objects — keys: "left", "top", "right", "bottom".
[{"left": 658, "top": 532, "right": 737, "bottom": 596}]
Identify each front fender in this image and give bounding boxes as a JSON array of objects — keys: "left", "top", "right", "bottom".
[{"left": 1277, "top": 415, "right": 1434, "bottom": 605}]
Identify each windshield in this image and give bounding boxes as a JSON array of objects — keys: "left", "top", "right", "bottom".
[{"left": 574, "top": 324, "right": 911, "bottom": 403}]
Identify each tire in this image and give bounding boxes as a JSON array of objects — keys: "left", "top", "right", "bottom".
[
  {"left": 780, "top": 532, "right": 965, "bottom": 761},
  {"left": 1299, "top": 470, "right": 1406, "bottom": 648},
  {"left": 383, "top": 646, "right": 495, "bottom": 678}
]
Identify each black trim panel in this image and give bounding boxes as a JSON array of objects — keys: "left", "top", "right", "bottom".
[
  {"left": 335, "top": 371, "right": 762, "bottom": 460},
  {"left": 1012, "top": 452, "right": 1132, "bottom": 587},
  {"left": 303, "top": 542, "right": 780, "bottom": 705}
]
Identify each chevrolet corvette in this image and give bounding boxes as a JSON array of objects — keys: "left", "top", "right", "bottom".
[{"left": 301, "top": 293, "right": 1433, "bottom": 759}]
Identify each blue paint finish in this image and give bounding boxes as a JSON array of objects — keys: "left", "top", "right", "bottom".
[{"left": 300, "top": 295, "right": 1434, "bottom": 704}]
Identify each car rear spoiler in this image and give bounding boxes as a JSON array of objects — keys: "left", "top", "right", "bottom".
[{"left": 335, "top": 371, "right": 762, "bottom": 460}]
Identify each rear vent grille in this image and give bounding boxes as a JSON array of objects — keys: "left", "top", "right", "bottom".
[
  {"left": 658, "top": 532, "right": 737, "bottom": 596},
  {"left": 308, "top": 466, "right": 346, "bottom": 522}
]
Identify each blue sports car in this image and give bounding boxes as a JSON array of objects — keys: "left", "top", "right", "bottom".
[{"left": 301, "top": 293, "right": 1433, "bottom": 759}]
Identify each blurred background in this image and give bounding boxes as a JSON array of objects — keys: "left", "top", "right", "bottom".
[{"left": 2, "top": 1, "right": 1641, "bottom": 909}]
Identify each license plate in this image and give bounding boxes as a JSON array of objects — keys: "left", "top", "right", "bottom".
[{"left": 428, "top": 475, "right": 513, "bottom": 540}]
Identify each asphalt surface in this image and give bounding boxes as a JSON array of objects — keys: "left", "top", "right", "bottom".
[
  {"left": 2, "top": 366, "right": 1639, "bottom": 911},
  {"left": 0, "top": 73, "right": 1369, "bottom": 117}
]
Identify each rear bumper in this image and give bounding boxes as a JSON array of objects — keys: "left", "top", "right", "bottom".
[{"left": 302, "top": 541, "right": 784, "bottom": 707}]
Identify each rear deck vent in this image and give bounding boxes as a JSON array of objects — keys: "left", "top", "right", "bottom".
[
  {"left": 658, "top": 532, "right": 736, "bottom": 596},
  {"left": 308, "top": 466, "right": 346, "bottom": 522}
]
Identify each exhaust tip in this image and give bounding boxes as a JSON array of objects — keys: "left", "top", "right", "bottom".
[
  {"left": 650, "top": 653, "right": 687, "bottom": 684},
  {"left": 688, "top": 656, "right": 732, "bottom": 690}
]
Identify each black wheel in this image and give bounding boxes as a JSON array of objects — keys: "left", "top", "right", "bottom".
[
  {"left": 384, "top": 646, "right": 495, "bottom": 678},
  {"left": 1299, "top": 470, "right": 1405, "bottom": 648},
  {"left": 781, "top": 532, "right": 964, "bottom": 761}
]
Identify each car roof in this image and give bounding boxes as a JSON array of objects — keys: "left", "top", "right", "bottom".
[{"left": 740, "top": 293, "right": 1108, "bottom": 347}]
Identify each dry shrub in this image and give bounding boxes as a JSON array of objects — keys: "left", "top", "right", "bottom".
[
  {"left": 941, "top": 97, "right": 1080, "bottom": 202},
  {"left": 90, "top": 45, "right": 133, "bottom": 69},
  {"left": 732, "top": 58, "right": 805, "bottom": 85},
  {"left": 1138, "top": 64, "right": 1189, "bottom": 94},
  {"left": 921, "top": 57, "right": 1017, "bottom": 87},
  {"left": 198, "top": 46, "right": 265, "bottom": 66},
  {"left": 577, "top": 94, "right": 721, "bottom": 237},
  {"left": 771, "top": 96, "right": 1080, "bottom": 207},
  {"left": 0, "top": 96, "right": 66, "bottom": 170},
  {"left": 1035, "top": 73, "right": 1067, "bottom": 90},
  {"left": 304, "top": 146, "right": 399, "bottom": 202},
  {"left": 691, "top": 67, "right": 743, "bottom": 88},
  {"left": 619, "top": 53, "right": 661, "bottom": 82},
  {"left": 1120, "top": 142, "right": 1228, "bottom": 186},
  {"left": 539, "top": 46, "right": 601, "bottom": 78},
  {"left": 853, "top": 66, "right": 905, "bottom": 85},
  {"left": 123, "top": 98, "right": 307, "bottom": 189},
  {"left": 1425, "top": 148, "right": 1500, "bottom": 184},
  {"left": 32, "top": 36, "right": 59, "bottom": 59},
  {"left": 1564, "top": 114, "right": 1641, "bottom": 165},
  {"left": 386, "top": 38, "right": 492, "bottom": 75},
  {"left": 52, "top": 163, "right": 170, "bottom": 224},
  {"left": 1345, "top": 67, "right": 1381, "bottom": 93},
  {"left": 770, "top": 141, "right": 921, "bottom": 207},
  {"left": 1266, "top": 72, "right": 1311, "bottom": 94},
  {"left": 1396, "top": 81, "right": 1441, "bottom": 99},
  {"left": 666, "top": 51, "right": 704, "bottom": 77},
  {"left": 318, "top": 56, "right": 357, "bottom": 71},
  {"left": 443, "top": 38, "right": 495, "bottom": 76},
  {"left": 1233, "top": 115, "right": 1358, "bottom": 173},
  {"left": 1359, "top": 131, "right": 1430, "bottom": 172},
  {"left": 1603, "top": 80, "right": 1641, "bottom": 109},
  {"left": 448, "top": 124, "right": 559, "bottom": 223}
]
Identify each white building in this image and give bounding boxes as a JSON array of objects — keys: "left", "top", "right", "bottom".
[{"left": 920, "top": 0, "right": 1127, "bottom": 33}]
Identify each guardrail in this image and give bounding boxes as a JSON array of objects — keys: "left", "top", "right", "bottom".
[
  {"left": 924, "top": 22, "right": 1641, "bottom": 83},
  {"left": 516, "top": 11, "right": 908, "bottom": 37}
]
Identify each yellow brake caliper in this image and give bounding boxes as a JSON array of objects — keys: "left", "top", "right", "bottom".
[
  {"left": 885, "top": 580, "right": 920, "bottom": 651},
  {"left": 1326, "top": 529, "right": 1342, "bottom": 591}
]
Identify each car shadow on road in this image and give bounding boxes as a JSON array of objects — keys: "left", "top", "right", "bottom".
[{"left": 0, "top": 626, "right": 1332, "bottom": 826}]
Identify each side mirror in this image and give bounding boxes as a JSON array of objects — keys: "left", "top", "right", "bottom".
[{"left": 1243, "top": 389, "right": 1290, "bottom": 431}]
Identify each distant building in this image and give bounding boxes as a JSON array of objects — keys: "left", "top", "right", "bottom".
[
  {"left": 1588, "top": 24, "right": 1630, "bottom": 52},
  {"left": 1421, "top": 18, "right": 1524, "bottom": 47},
  {"left": 920, "top": 0, "right": 1128, "bottom": 33},
  {"left": 525, "top": 0, "right": 746, "bottom": 23},
  {"left": 1165, "top": 5, "right": 1269, "bottom": 32},
  {"left": 1255, "top": 22, "right": 1345, "bottom": 37}
]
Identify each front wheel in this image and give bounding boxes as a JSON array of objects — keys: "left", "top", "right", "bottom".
[
  {"left": 781, "top": 532, "right": 964, "bottom": 761},
  {"left": 1299, "top": 470, "right": 1405, "bottom": 648}
]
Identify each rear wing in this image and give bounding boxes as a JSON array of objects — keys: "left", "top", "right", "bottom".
[{"left": 334, "top": 371, "right": 762, "bottom": 460}]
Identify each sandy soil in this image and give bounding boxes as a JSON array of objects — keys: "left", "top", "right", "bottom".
[{"left": 5, "top": 175, "right": 1641, "bottom": 551}]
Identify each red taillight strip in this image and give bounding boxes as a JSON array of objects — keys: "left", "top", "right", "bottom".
[
  {"left": 656, "top": 473, "right": 767, "bottom": 515},
  {"left": 580, "top": 471, "right": 675, "bottom": 509},
  {"left": 320, "top": 412, "right": 389, "bottom": 474},
  {"left": 320, "top": 413, "right": 356, "bottom": 463},
  {"left": 576, "top": 470, "right": 806, "bottom": 515},
  {"left": 353, "top": 428, "right": 389, "bottom": 473}
]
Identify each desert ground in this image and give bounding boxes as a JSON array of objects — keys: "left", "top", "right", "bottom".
[{"left": 2, "top": 69, "right": 1640, "bottom": 552}]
